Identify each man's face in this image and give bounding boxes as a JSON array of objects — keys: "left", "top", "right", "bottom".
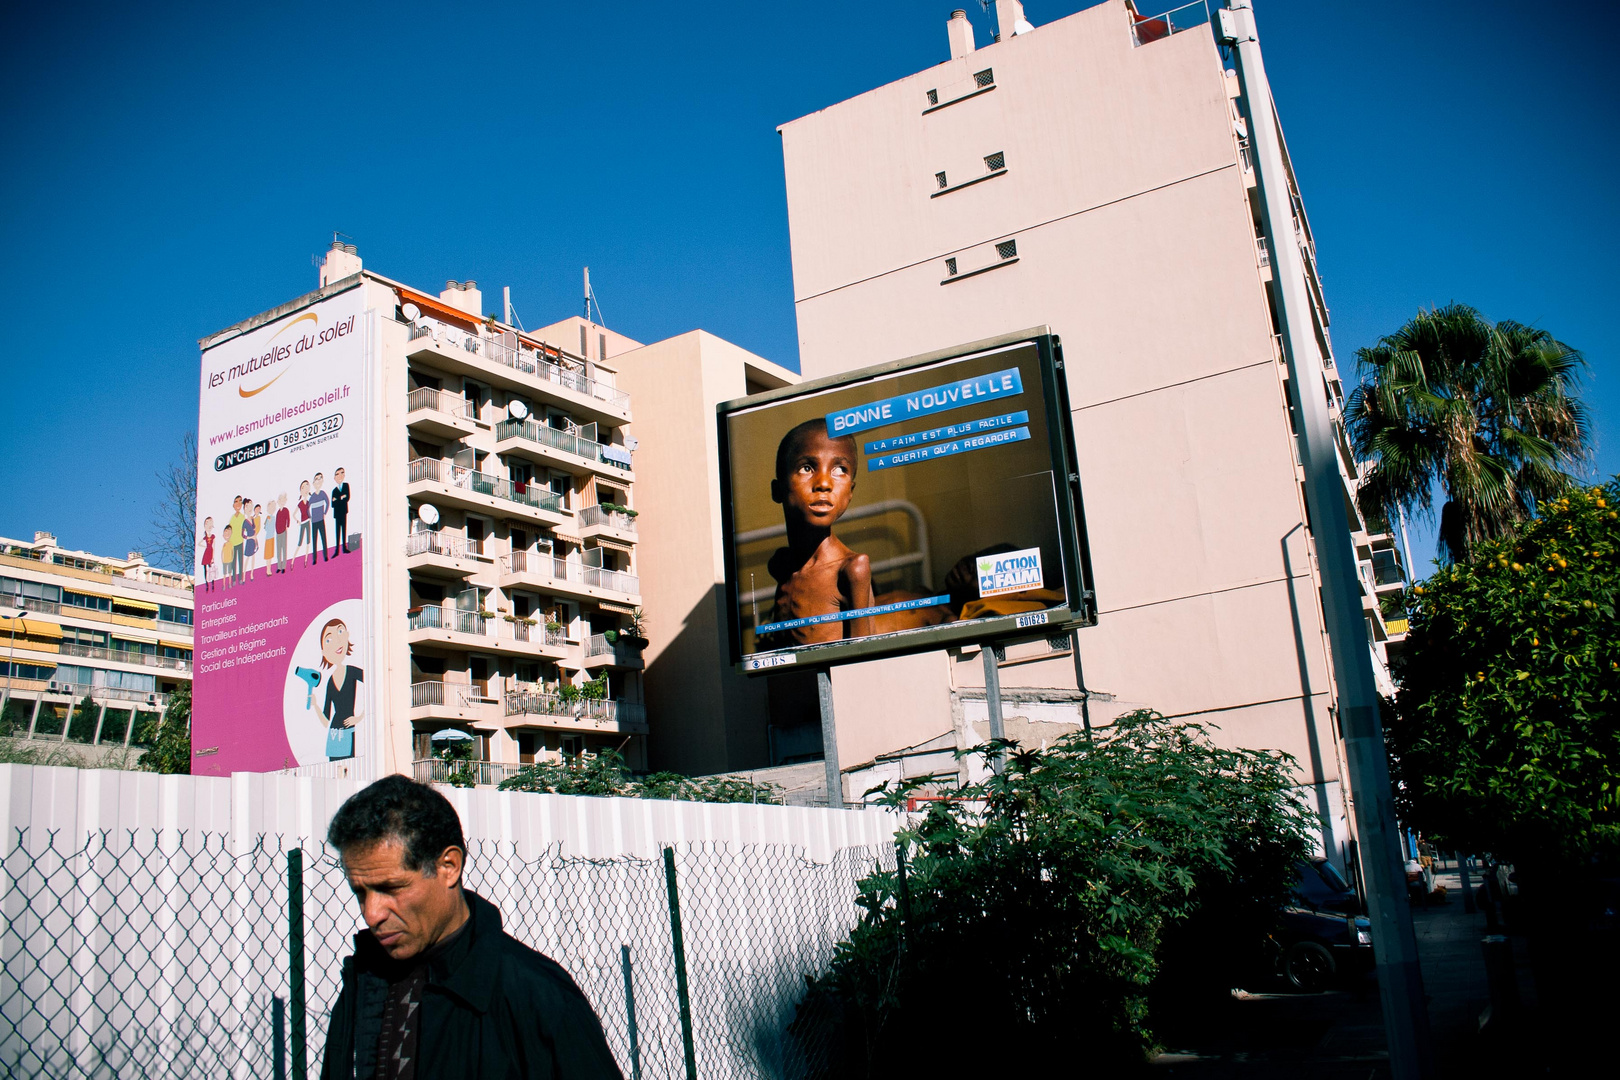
[
  {"left": 342, "top": 838, "right": 465, "bottom": 961},
  {"left": 773, "top": 428, "right": 857, "bottom": 527},
  {"left": 335, "top": 468, "right": 345, "bottom": 484},
  {"left": 314, "top": 473, "right": 324, "bottom": 488},
  {"left": 233, "top": 497, "right": 241, "bottom": 512}
]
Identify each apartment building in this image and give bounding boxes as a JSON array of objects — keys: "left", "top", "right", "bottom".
[
  {"left": 195, "top": 247, "right": 647, "bottom": 783},
  {"left": 0, "top": 531, "right": 193, "bottom": 758},
  {"left": 775, "top": 0, "right": 1408, "bottom": 857}
]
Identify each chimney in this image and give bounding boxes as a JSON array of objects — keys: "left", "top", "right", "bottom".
[
  {"left": 319, "top": 241, "right": 362, "bottom": 288},
  {"left": 996, "top": 0, "right": 1035, "bottom": 38},
  {"left": 947, "top": 9, "right": 975, "bottom": 60},
  {"left": 439, "top": 280, "right": 484, "bottom": 318}
]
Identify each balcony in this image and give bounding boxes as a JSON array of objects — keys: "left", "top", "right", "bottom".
[
  {"left": 498, "top": 552, "right": 641, "bottom": 604},
  {"left": 408, "top": 679, "right": 497, "bottom": 725},
  {"left": 494, "top": 419, "right": 633, "bottom": 481},
  {"left": 1130, "top": 1, "right": 1210, "bottom": 47},
  {"left": 404, "top": 530, "right": 491, "bottom": 580},
  {"left": 577, "top": 505, "right": 637, "bottom": 544},
  {"left": 406, "top": 387, "right": 479, "bottom": 441},
  {"left": 404, "top": 317, "right": 630, "bottom": 426},
  {"left": 503, "top": 691, "right": 649, "bottom": 735},
  {"left": 487, "top": 618, "right": 571, "bottom": 660},
  {"left": 406, "top": 605, "right": 488, "bottom": 652},
  {"left": 407, "top": 458, "right": 568, "bottom": 529},
  {"left": 411, "top": 758, "right": 526, "bottom": 787},
  {"left": 56, "top": 642, "right": 191, "bottom": 673},
  {"left": 582, "top": 632, "right": 644, "bottom": 670},
  {"left": 29, "top": 680, "right": 169, "bottom": 707}
]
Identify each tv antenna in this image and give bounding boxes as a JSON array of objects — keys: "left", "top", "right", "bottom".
[{"left": 582, "top": 267, "right": 606, "bottom": 326}]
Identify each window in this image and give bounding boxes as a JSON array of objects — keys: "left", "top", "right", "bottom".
[
  {"left": 935, "top": 171, "right": 948, "bottom": 189},
  {"left": 598, "top": 334, "right": 607, "bottom": 361},
  {"left": 944, "top": 257, "right": 958, "bottom": 277},
  {"left": 974, "top": 68, "right": 994, "bottom": 87},
  {"left": 0, "top": 577, "right": 61, "bottom": 602},
  {"left": 984, "top": 151, "right": 1005, "bottom": 172},
  {"left": 580, "top": 325, "right": 588, "bottom": 356},
  {"left": 1, "top": 661, "right": 54, "bottom": 681},
  {"left": 157, "top": 604, "right": 191, "bottom": 626},
  {"left": 926, "top": 88, "right": 939, "bottom": 106},
  {"left": 64, "top": 592, "right": 111, "bottom": 612},
  {"left": 997, "top": 239, "right": 1018, "bottom": 260}
]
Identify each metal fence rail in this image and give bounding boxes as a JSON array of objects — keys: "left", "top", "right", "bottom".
[{"left": 1, "top": 828, "right": 891, "bottom": 1079}]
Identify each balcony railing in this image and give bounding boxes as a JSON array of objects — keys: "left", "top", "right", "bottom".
[
  {"left": 411, "top": 758, "right": 525, "bottom": 787},
  {"left": 585, "top": 567, "right": 640, "bottom": 595},
  {"left": 407, "top": 317, "right": 630, "bottom": 409},
  {"left": 407, "top": 459, "right": 564, "bottom": 515},
  {"left": 585, "top": 632, "right": 643, "bottom": 665},
  {"left": 503, "top": 692, "right": 648, "bottom": 727},
  {"left": 406, "top": 387, "right": 476, "bottom": 421},
  {"left": 1256, "top": 235, "right": 1271, "bottom": 269},
  {"left": 578, "top": 505, "right": 637, "bottom": 533},
  {"left": 1130, "top": 1, "right": 1209, "bottom": 46},
  {"left": 409, "top": 680, "right": 496, "bottom": 708},
  {"left": 495, "top": 418, "right": 609, "bottom": 465},
  {"left": 56, "top": 642, "right": 191, "bottom": 672},
  {"left": 407, "top": 607, "right": 485, "bottom": 636},
  {"left": 30, "top": 680, "right": 168, "bottom": 706},
  {"left": 510, "top": 621, "right": 568, "bottom": 646},
  {"left": 404, "top": 530, "right": 487, "bottom": 560}
]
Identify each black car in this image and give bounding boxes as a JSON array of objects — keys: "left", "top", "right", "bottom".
[{"left": 1273, "top": 859, "right": 1373, "bottom": 992}]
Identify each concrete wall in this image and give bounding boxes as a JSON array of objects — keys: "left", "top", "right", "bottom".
[{"left": 778, "top": 1, "right": 1346, "bottom": 846}]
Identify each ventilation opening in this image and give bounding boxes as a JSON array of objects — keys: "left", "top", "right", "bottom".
[
  {"left": 974, "top": 68, "right": 995, "bottom": 88},
  {"left": 984, "top": 151, "right": 1005, "bottom": 172},
  {"left": 944, "top": 257, "right": 958, "bottom": 277},
  {"left": 926, "top": 88, "right": 939, "bottom": 106},
  {"left": 935, "top": 171, "right": 948, "bottom": 189},
  {"left": 997, "top": 239, "right": 1018, "bottom": 260}
]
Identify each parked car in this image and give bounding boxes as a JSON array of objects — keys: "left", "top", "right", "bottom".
[
  {"left": 1294, "top": 857, "right": 1360, "bottom": 915},
  {"left": 1273, "top": 858, "right": 1373, "bottom": 991}
]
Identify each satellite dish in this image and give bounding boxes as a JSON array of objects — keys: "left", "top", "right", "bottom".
[
  {"left": 401, "top": 302, "right": 421, "bottom": 320},
  {"left": 508, "top": 400, "right": 530, "bottom": 421},
  {"left": 417, "top": 503, "right": 441, "bottom": 526}
]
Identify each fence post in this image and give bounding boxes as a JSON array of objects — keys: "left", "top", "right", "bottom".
[
  {"left": 662, "top": 847, "right": 698, "bottom": 1080},
  {"left": 288, "top": 848, "right": 307, "bottom": 1080},
  {"left": 273, "top": 995, "right": 287, "bottom": 1080},
  {"left": 620, "top": 944, "right": 642, "bottom": 1080}
]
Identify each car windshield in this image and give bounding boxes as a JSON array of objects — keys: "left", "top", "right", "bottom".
[{"left": 1316, "top": 860, "right": 1351, "bottom": 893}]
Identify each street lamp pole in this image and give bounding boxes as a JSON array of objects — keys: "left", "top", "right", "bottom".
[{"left": 1219, "top": 4, "right": 1432, "bottom": 1078}]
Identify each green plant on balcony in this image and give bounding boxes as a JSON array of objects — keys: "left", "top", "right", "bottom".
[
  {"left": 556, "top": 681, "right": 582, "bottom": 706},
  {"left": 624, "top": 608, "right": 649, "bottom": 644},
  {"left": 545, "top": 620, "right": 565, "bottom": 634},
  {"left": 581, "top": 674, "right": 610, "bottom": 701},
  {"left": 602, "top": 629, "right": 617, "bottom": 644},
  {"left": 598, "top": 502, "right": 638, "bottom": 518},
  {"left": 1378, "top": 592, "right": 1407, "bottom": 620}
]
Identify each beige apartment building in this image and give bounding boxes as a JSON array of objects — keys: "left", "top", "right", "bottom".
[
  {"left": 0, "top": 532, "right": 193, "bottom": 759},
  {"left": 205, "top": 247, "right": 651, "bottom": 782},
  {"left": 774, "top": 0, "right": 1409, "bottom": 855}
]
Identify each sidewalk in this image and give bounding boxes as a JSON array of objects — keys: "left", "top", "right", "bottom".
[{"left": 1151, "top": 863, "right": 1531, "bottom": 1078}]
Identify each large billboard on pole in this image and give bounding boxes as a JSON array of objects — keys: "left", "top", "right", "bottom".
[
  {"left": 192, "top": 287, "right": 372, "bottom": 776},
  {"left": 718, "top": 329, "right": 1095, "bottom": 673}
]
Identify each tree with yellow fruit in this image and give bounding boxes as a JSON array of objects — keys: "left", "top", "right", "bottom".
[{"left": 1388, "top": 480, "right": 1619, "bottom": 860}]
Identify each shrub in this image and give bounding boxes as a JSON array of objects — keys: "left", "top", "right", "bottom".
[{"left": 797, "top": 710, "right": 1312, "bottom": 1072}]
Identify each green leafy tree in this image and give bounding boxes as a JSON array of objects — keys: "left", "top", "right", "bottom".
[
  {"left": 67, "top": 695, "right": 100, "bottom": 742},
  {"left": 136, "top": 685, "right": 191, "bottom": 774},
  {"left": 1348, "top": 304, "right": 1590, "bottom": 564},
  {"left": 798, "top": 711, "right": 1312, "bottom": 1072},
  {"left": 1389, "top": 481, "right": 1619, "bottom": 860}
]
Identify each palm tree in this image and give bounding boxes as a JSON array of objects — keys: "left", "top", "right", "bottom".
[{"left": 1347, "top": 304, "right": 1590, "bottom": 565}]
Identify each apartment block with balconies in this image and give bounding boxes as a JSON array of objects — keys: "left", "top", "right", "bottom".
[
  {"left": 208, "top": 247, "right": 651, "bottom": 785},
  {"left": 0, "top": 531, "right": 193, "bottom": 761}
]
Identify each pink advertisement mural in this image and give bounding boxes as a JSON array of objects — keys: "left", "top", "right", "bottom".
[{"left": 193, "top": 288, "right": 371, "bottom": 777}]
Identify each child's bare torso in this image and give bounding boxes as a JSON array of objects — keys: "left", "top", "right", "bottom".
[{"left": 767, "top": 538, "right": 871, "bottom": 645}]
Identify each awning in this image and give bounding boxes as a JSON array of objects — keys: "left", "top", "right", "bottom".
[
  {"left": 18, "top": 621, "right": 62, "bottom": 638},
  {"left": 591, "top": 538, "right": 635, "bottom": 556},
  {"left": 596, "top": 601, "right": 637, "bottom": 615},
  {"left": 111, "top": 597, "right": 159, "bottom": 613},
  {"left": 158, "top": 640, "right": 192, "bottom": 651}
]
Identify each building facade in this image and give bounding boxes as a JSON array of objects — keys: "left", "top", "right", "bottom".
[
  {"left": 776, "top": 1, "right": 1407, "bottom": 857},
  {"left": 197, "top": 248, "right": 647, "bottom": 783},
  {"left": 0, "top": 532, "right": 193, "bottom": 758}
]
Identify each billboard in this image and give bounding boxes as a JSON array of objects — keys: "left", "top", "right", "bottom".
[
  {"left": 718, "top": 329, "right": 1094, "bottom": 673},
  {"left": 192, "top": 287, "right": 373, "bottom": 776}
]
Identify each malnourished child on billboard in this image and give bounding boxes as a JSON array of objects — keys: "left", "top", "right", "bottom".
[{"left": 719, "top": 329, "right": 1095, "bottom": 672}]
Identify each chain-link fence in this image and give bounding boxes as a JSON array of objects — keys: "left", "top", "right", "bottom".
[{"left": 0, "top": 828, "right": 893, "bottom": 1079}]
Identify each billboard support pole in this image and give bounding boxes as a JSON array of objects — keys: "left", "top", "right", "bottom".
[
  {"left": 816, "top": 668, "right": 843, "bottom": 808},
  {"left": 982, "top": 644, "right": 1006, "bottom": 773}
]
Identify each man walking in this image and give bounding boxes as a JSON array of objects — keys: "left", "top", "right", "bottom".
[
  {"left": 274, "top": 494, "right": 291, "bottom": 574},
  {"left": 332, "top": 466, "right": 352, "bottom": 555},
  {"left": 321, "top": 776, "right": 623, "bottom": 1079},
  {"left": 309, "top": 472, "right": 331, "bottom": 565}
]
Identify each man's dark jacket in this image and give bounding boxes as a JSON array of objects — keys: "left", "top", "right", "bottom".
[{"left": 321, "top": 891, "right": 623, "bottom": 1079}]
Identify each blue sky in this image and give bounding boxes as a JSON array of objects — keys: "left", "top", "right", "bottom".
[{"left": 1, "top": 1, "right": 1614, "bottom": 573}]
